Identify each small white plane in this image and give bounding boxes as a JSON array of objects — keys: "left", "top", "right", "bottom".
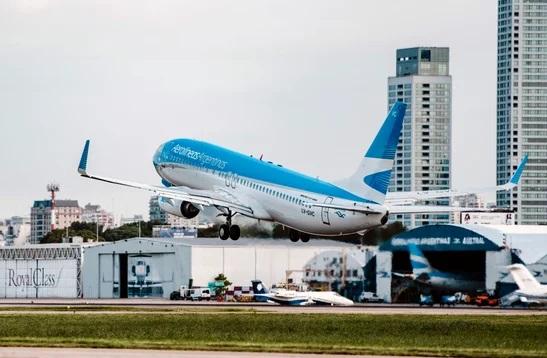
[
  {"left": 251, "top": 280, "right": 353, "bottom": 306},
  {"left": 77, "top": 102, "right": 527, "bottom": 241},
  {"left": 501, "top": 264, "right": 547, "bottom": 307}
]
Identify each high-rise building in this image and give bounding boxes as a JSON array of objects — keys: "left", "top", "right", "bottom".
[
  {"left": 30, "top": 200, "right": 81, "bottom": 244},
  {"left": 497, "top": 0, "right": 547, "bottom": 225},
  {"left": 388, "top": 47, "right": 452, "bottom": 228}
]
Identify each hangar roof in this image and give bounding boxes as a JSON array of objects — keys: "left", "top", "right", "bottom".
[
  {"left": 172, "top": 237, "right": 355, "bottom": 248},
  {"left": 82, "top": 237, "right": 355, "bottom": 254},
  {"left": 381, "top": 224, "right": 547, "bottom": 263}
]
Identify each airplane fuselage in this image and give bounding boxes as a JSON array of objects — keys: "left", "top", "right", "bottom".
[{"left": 152, "top": 139, "right": 387, "bottom": 236}]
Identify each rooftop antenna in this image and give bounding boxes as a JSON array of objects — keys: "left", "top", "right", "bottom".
[{"left": 47, "top": 183, "right": 60, "bottom": 231}]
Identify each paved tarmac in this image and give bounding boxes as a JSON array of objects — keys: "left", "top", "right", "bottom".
[
  {"left": 0, "top": 347, "right": 429, "bottom": 358},
  {"left": 0, "top": 298, "right": 544, "bottom": 315}
]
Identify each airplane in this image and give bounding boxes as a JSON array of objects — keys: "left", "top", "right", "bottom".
[
  {"left": 501, "top": 264, "right": 547, "bottom": 307},
  {"left": 77, "top": 101, "right": 527, "bottom": 242},
  {"left": 395, "top": 243, "right": 484, "bottom": 293},
  {"left": 251, "top": 280, "right": 353, "bottom": 306}
]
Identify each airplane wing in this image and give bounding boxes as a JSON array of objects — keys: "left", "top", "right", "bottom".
[
  {"left": 385, "top": 155, "right": 528, "bottom": 205},
  {"left": 77, "top": 140, "right": 254, "bottom": 215}
]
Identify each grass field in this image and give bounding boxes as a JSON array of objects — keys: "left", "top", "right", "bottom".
[{"left": 0, "top": 312, "right": 545, "bottom": 357}]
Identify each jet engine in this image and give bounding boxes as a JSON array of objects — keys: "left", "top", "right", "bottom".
[{"left": 158, "top": 197, "right": 200, "bottom": 219}]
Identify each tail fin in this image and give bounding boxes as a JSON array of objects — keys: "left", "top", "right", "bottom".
[
  {"left": 508, "top": 264, "right": 542, "bottom": 292},
  {"left": 251, "top": 280, "right": 267, "bottom": 294},
  {"left": 408, "top": 244, "right": 433, "bottom": 276},
  {"left": 337, "top": 102, "right": 407, "bottom": 204}
]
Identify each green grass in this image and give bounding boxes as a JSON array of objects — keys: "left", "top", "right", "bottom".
[{"left": 0, "top": 313, "right": 544, "bottom": 357}]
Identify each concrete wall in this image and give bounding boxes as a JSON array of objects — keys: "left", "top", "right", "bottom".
[{"left": 376, "top": 251, "right": 392, "bottom": 302}]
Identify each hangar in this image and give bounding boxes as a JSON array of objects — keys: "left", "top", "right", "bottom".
[
  {"left": 376, "top": 224, "right": 547, "bottom": 303},
  {"left": 82, "top": 237, "right": 357, "bottom": 299},
  {"left": 0, "top": 243, "right": 91, "bottom": 298}
]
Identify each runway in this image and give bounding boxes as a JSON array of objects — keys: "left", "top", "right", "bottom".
[
  {"left": 0, "top": 298, "right": 544, "bottom": 315},
  {"left": 0, "top": 347, "right": 425, "bottom": 358}
]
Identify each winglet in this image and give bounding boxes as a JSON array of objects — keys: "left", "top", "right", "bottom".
[
  {"left": 510, "top": 154, "right": 528, "bottom": 185},
  {"left": 78, "top": 140, "right": 90, "bottom": 175}
]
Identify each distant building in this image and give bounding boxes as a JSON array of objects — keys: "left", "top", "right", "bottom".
[
  {"left": 388, "top": 47, "right": 452, "bottom": 228},
  {"left": 496, "top": 0, "right": 547, "bottom": 224},
  {"left": 149, "top": 196, "right": 168, "bottom": 224},
  {"left": 2, "top": 216, "right": 31, "bottom": 246},
  {"left": 30, "top": 200, "right": 81, "bottom": 244},
  {"left": 453, "top": 194, "right": 487, "bottom": 209},
  {"left": 120, "top": 215, "right": 144, "bottom": 226},
  {"left": 149, "top": 196, "right": 199, "bottom": 228},
  {"left": 82, "top": 203, "right": 115, "bottom": 230}
]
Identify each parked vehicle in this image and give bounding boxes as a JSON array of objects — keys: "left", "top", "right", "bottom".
[
  {"left": 475, "top": 293, "right": 499, "bottom": 307},
  {"left": 419, "top": 294, "right": 434, "bottom": 307},
  {"left": 440, "top": 295, "right": 457, "bottom": 307},
  {"left": 358, "top": 291, "right": 384, "bottom": 303},
  {"left": 170, "top": 286, "right": 211, "bottom": 301}
]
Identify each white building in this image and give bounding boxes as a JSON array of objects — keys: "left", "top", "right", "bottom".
[
  {"left": 497, "top": 0, "right": 547, "bottom": 224},
  {"left": 388, "top": 47, "right": 452, "bottom": 228},
  {"left": 120, "top": 215, "right": 144, "bottom": 226},
  {"left": 82, "top": 203, "right": 115, "bottom": 230}
]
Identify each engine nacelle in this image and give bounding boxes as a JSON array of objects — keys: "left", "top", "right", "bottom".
[{"left": 158, "top": 197, "right": 200, "bottom": 219}]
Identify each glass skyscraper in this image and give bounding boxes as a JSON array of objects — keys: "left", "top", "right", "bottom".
[
  {"left": 497, "top": 0, "right": 547, "bottom": 225},
  {"left": 388, "top": 47, "right": 452, "bottom": 228}
]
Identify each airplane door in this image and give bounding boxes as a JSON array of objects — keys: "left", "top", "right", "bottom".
[{"left": 321, "top": 197, "right": 334, "bottom": 225}]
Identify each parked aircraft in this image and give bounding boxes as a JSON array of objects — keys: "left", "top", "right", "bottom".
[
  {"left": 397, "top": 244, "right": 484, "bottom": 293},
  {"left": 77, "top": 102, "right": 526, "bottom": 241},
  {"left": 251, "top": 280, "right": 353, "bottom": 306},
  {"left": 501, "top": 264, "right": 547, "bottom": 307}
]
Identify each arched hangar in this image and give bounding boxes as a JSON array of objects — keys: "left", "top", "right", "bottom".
[{"left": 376, "top": 224, "right": 547, "bottom": 302}]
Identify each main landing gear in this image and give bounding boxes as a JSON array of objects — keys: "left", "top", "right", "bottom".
[
  {"left": 289, "top": 229, "right": 310, "bottom": 243},
  {"left": 218, "top": 209, "right": 240, "bottom": 241}
]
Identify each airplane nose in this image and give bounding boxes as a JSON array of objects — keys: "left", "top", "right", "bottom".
[{"left": 153, "top": 143, "right": 166, "bottom": 166}]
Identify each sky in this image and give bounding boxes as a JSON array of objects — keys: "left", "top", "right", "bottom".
[{"left": 0, "top": 0, "right": 498, "bottom": 220}]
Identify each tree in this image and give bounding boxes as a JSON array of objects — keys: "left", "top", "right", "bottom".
[{"left": 213, "top": 273, "right": 232, "bottom": 296}]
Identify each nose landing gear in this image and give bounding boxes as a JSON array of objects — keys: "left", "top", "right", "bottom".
[{"left": 218, "top": 209, "right": 240, "bottom": 241}]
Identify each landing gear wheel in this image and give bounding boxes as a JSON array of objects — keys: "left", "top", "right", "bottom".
[
  {"left": 300, "top": 233, "right": 310, "bottom": 243},
  {"left": 289, "top": 230, "right": 300, "bottom": 242},
  {"left": 219, "top": 224, "right": 230, "bottom": 240},
  {"left": 229, "top": 225, "right": 240, "bottom": 240}
]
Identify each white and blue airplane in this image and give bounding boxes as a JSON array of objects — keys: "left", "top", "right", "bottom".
[
  {"left": 77, "top": 102, "right": 527, "bottom": 242},
  {"left": 402, "top": 243, "right": 483, "bottom": 292}
]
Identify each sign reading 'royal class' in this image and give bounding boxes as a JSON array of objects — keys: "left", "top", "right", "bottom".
[{"left": 8, "top": 268, "right": 57, "bottom": 288}]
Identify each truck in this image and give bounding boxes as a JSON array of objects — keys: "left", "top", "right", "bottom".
[{"left": 170, "top": 286, "right": 211, "bottom": 301}]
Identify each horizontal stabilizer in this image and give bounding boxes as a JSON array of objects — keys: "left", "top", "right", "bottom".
[
  {"left": 388, "top": 205, "right": 497, "bottom": 215},
  {"left": 385, "top": 155, "right": 528, "bottom": 204}
]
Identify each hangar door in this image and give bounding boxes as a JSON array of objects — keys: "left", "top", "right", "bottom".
[{"left": 98, "top": 253, "right": 176, "bottom": 298}]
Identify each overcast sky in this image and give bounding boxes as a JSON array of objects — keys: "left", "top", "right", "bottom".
[{"left": 0, "top": 0, "right": 498, "bottom": 220}]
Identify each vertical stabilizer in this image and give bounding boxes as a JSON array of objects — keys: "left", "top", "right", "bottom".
[
  {"left": 408, "top": 244, "right": 433, "bottom": 276},
  {"left": 508, "top": 264, "right": 542, "bottom": 292},
  {"left": 337, "top": 102, "right": 407, "bottom": 204}
]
